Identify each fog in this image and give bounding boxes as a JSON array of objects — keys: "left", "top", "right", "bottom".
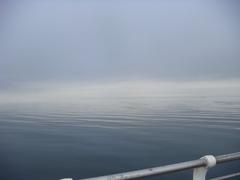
[{"left": 0, "top": 1, "right": 239, "bottom": 101}]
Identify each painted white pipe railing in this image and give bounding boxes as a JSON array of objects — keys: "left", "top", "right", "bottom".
[{"left": 60, "top": 152, "right": 240, "bottom": 180}]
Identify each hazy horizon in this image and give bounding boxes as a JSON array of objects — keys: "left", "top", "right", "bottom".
[
  {"left": 0, "top": 80, "right": 239, "bottom": 104},
  {"left": 0, "top": 0, "right": 240, "bottom": 95}
]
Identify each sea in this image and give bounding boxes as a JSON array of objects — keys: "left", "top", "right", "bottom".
[{"left": 0, "top": 83, "right": 240, "bottom": 180}]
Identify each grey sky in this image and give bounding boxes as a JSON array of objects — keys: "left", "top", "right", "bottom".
[{"left": 0, "top": 0, "right": 240, "bottom": 90}]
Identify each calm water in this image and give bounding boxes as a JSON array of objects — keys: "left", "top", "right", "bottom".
[{"left": 0, "top": 95, "right": 240, "bottom": 180}]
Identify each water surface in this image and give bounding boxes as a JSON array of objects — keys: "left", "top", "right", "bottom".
[{"left": 0, "top": 94, "right": 240, "bottom": 180}]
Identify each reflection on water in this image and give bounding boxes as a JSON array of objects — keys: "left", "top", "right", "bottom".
[{"left": 0, "top": 95, "right": 240, "bottom": 180}]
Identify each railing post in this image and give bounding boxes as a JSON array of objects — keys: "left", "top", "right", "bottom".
[{"left": 193, "top": 155, "right": 216, "bottom": 180}]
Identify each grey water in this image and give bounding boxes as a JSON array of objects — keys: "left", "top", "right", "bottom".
[{"left": 0, "top": 95, "right": 240, "bottom": 180}]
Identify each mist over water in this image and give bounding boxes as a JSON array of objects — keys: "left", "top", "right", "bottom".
[
  {"left": 0, "top": 81, "right": 240, "bottom": 180},
  {"left": 1, "top": 1, "right": 240, "bottom": 179}
]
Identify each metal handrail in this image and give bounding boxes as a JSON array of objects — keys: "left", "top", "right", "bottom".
[
  {"left": 80, "top": 159, "right": 206, "bottom": 180},
  {"left": 60, "top": 152, "right": 240, "bottom": 180},
  {"left": 215, "top": 152, "right": 240, "bottom": 163},
  {"left": 210, "top": 172, "right": 240, "bottom": 180}
]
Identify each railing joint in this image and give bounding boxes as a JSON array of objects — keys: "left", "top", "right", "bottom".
[{"left": 193, "top": 155, "right": 216, "bottom": 180}]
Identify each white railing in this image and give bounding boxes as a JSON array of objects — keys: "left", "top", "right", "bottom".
[{"left": 60, "top": 152, "right": 240, "bottom": 180}]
